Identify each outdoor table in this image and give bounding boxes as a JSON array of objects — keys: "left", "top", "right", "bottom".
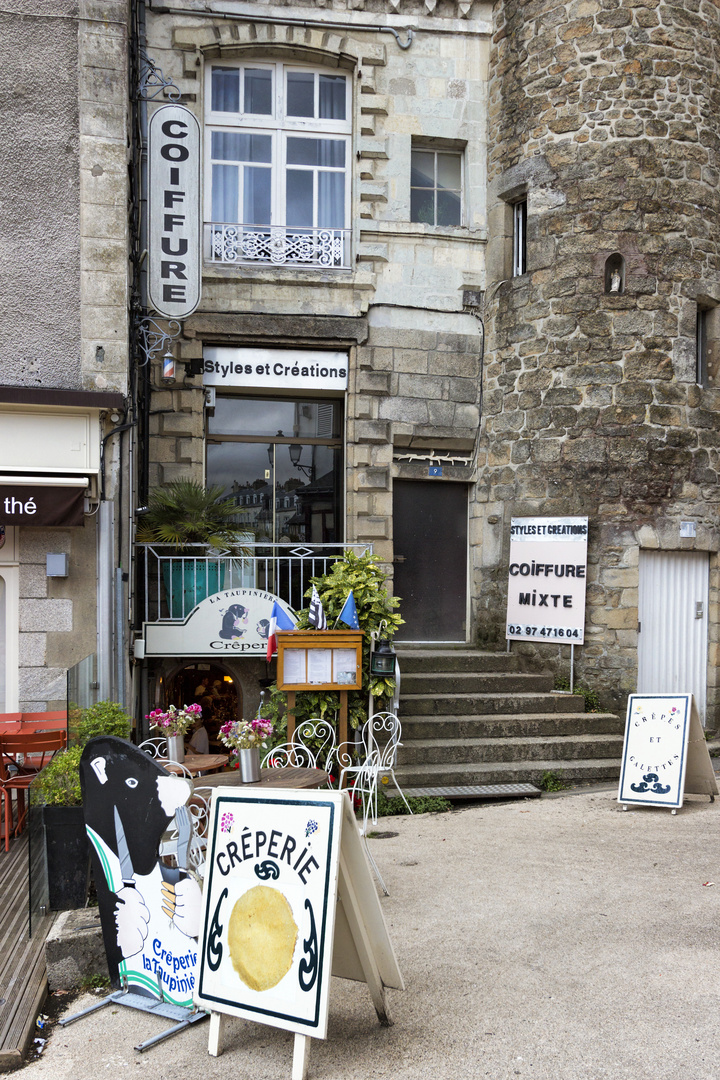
[
  {"left": 160, "top": 753, "right": 229, "bottom": 776},
  {"left": 193, "top": 767, "right": 330, "bottom": 791}
]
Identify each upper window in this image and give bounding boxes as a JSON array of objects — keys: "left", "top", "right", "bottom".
[
  {"left": 410, "top": 148, "right": 462, "bottom": 227},
  {"left": 206, "top": 62, "right": 352, "bottom": 269}
]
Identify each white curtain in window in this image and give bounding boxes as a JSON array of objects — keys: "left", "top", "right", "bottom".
[{"left": 212, "top": 164, "right": 238, "bottom": 223}]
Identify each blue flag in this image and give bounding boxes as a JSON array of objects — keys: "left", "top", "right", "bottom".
[{"left": 337, "top": 590, "right": 360, "bottom": 630}]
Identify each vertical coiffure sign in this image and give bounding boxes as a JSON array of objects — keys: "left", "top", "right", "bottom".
[
  {"left": 506, "top": 517, "right": 588, "bottom": 644},
  {"left": 148, "top": 104, "right": 201, "bottom": 319}
]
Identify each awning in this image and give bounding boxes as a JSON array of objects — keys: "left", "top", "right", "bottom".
[{"left": 0, "top": 477, "right": 89, "bottom": 527}]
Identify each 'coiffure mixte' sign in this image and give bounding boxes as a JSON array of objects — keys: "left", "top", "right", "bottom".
[
  {"left": 148, "top": 104, "right": 201, "bottom": 319},
  {"left": 505, "top": 516, "right": 588, "bottom": 645}
]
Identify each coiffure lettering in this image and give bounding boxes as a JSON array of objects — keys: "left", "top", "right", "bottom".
[{"left": 148, "top": 105, "right": 200, "bottom": 319}]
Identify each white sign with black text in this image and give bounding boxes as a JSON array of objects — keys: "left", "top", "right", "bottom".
[
  {"left": 618, "top": 693, "right": 718, "bottom": 811},
  {"left": 203, "top": 347, "right": 348, "bottom": 393},
  {"left": 148, "top": 104, "right": 201, "bottom": 319},
  {"left": 195, "top": 790, "right": 404, "bottom": 1075},
  {"left": 506, "top": 516, "right": 588, "bottom": 644}
]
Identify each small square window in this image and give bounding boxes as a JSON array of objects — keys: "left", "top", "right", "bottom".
[{"left": 410, "top": 148, "right": 462, "bottom": 227}]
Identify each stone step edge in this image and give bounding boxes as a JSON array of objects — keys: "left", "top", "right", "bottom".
[
  {"left": 395, "top": 758, "right": 622, "bottom": 777},
  {"left": 400, "top": 733, "right": 624, "bottom": 749},
  {"left": 400, "top": 712, "right": 619, "bottom": 724}
]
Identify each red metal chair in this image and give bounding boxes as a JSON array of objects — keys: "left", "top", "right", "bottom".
[{"left": 0, "top": 731, "right": 67, "bottom": 852}]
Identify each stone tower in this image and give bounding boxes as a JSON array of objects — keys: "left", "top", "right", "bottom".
[{"left": 482, "top": 0, "right": 720, "bottom": 720}]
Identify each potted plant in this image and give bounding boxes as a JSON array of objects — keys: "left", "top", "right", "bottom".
[
  {"left": 30, "top": 702, "right": 133, "bottom": 910},
  {"left": 145, "top": 702, "right": 201, "bottom": 763},
  {"left": 219, "top": 717, "right": 274, "bottom": 783},
  {"left": 135, "top": 479, "right": 244, "bottom": 617}
]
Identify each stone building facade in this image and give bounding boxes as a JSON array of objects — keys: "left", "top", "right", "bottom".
[
  {"left": 481, "top": 0, "right": 720, "bottom": 724},
  {"left": 137, "top": 0, "right": 493, "bottom": 720},
  {"left": 135, "top": 0, "right": 720, "bottom": 731},
  {"left": 0, "top": 0, "right": 129, "bottom": 713}
]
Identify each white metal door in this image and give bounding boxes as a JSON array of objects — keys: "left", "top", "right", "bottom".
[{"left": 637, "top": 550, "right": 709, "bottom": 722}]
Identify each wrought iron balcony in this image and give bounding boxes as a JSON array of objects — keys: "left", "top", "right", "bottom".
[
  {"left": 206, "top": 223, "right": 351, "bottom": 269},
  {"left": 136, "top": 542, "right": 371, "bottom": 624}
]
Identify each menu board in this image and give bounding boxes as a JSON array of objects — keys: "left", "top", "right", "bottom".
[{"left": 276, "top": 632, "right": 363, "bottom": 692}]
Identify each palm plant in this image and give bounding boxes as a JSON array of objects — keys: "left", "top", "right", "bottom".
[{"left": 135, "top": 480, "right": 243, "bottom": 551}]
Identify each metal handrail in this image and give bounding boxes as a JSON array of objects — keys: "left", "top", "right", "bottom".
[{"left": 135, "top": 542, "right": 371, "bottom": 623}]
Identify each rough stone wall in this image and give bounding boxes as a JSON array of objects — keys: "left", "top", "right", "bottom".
[
  {"left": 0, "top": 2, "right": 82, "bottom": 387},
  {"left": 482, "top": 0, "right": 720, "bottom": 720}
]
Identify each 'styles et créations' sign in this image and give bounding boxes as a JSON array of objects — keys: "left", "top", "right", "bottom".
[
  {"left": 618, "top": 694, "right": 718, "bottom": 810},
  {"left": 505, "top": 516, "right": 588, "bottom": 644},
  {"left": 196, "top": 791, "right": 340, "bottom": 1037},
  {"left": 148, "top": 104, "right": 201, "bottom": 319},
  {"left": 203, "top": 347, "right": 348, "bottom": 393}
]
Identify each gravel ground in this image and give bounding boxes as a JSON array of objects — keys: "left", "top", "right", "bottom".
[{"left": 21, "top": 788, "right": 720, "bottom": 1080}]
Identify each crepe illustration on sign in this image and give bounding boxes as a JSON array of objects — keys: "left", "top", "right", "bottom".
[
  {"left": 228, "top": 885, "right": 298, "bottom": 991},
  {"left": 80, "top": 736, "right": 203, "bottom": 1007}
]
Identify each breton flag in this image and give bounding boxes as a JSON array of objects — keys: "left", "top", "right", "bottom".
[
  {"left": 336, "top": 590, "right": 360, "bottom": 630},
  {"left": 266, "top": 601, "right": 296, "bottom": 661},
  {"left": 308, "top": 585, "right": 327, "bottom": 630}
]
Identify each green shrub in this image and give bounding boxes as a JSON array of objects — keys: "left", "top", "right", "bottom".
[
  {"left": 75, "top": 701, "right": 132, "bottom": 747},
  {"left": 33, "top": 700, "right": 133, "bottom": 807},
  {"left": 539, "top": 770, "right": 568, "bottom": 793},
  {"left": 358, "top": 788, "right": 451, "bottom": 817},
  {"left": 554, "top": 677, "right": 601, "bottom": 714},
  {"left": 31, "top": 746, "right": 84, "bottom": 806},
  {"left": 262, "top": 550, "right": 403, "bottom": 736}
]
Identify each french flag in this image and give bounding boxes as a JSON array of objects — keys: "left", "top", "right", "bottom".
[{"left": 267, "top": 601, "right": 296, "bottom": 661}]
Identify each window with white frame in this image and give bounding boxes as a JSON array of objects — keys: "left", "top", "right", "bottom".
[
  {"left": 410, "top": 147, "right": 462, "bottom": 227},
  {"left": 206, "top": 62, "right": 352, "bottom": 268}
]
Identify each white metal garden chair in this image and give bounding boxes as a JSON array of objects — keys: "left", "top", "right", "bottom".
[
  {"left": 262, "top": 718, "right": 338, "bottom": 780},
  {"left": 338, "top": 711, "right": 413, "bottom": 826}
]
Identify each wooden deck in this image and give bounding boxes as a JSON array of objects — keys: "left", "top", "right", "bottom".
[{"left": 0, "top": 832, "right": 53, "bottom": 1070}]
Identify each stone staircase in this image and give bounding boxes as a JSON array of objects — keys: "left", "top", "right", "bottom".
[{"left": 394, "top": 648, "right": 624, "bottom": 789}]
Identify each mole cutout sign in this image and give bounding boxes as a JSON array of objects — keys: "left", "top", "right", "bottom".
[{"left": 80, "top": 738, "right": 203, "bottom": 1005}]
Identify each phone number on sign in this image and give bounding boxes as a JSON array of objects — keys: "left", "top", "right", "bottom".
[{"left": 507, "top": 625, "right": 582, "bottom": 639}]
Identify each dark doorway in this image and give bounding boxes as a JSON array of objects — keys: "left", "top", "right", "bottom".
[
  {"left": 165, "top": 663, "right": 241, "bottom": 752},
  {"left": 393, "top": 480, "right": 468, "bottom": 642}
]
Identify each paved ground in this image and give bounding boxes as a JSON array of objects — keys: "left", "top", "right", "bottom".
[{"left": 21, "top": 787, "right": 720, "bottom": 1080}]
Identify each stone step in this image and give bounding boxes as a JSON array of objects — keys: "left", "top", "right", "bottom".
[
  {"left": 400, "top": 712, "right": 623, "bottom": 740},
  {"left": 397, "top": 649, "right": 528, "bottom": 674},
  {"left": 394, "top": 758, "right": 622, "bottom": 788},
  {"left": 401, "top": 691, "right": 580, "bottom": 716},
  {"left": 397, "top": 732, "right": 624, "bottom": 766},
  {"left": 400, "top": 671, "right": 555, "bottom": 695}
]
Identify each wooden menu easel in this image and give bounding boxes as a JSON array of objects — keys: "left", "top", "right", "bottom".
[{"left": 276, "top": 630, "right": 363, "bottom": 750}]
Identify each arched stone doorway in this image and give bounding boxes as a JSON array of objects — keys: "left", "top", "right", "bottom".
[{"left": 164, "top": 662, "right": 242, "bottom": 753}]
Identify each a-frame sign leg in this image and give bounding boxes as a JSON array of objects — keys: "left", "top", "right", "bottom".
[
  {"left": 208, "top": 1011, "right": 228, "bottom": 1057},
  {"left": 292, "top": 1033, "right": 312, "bottom": 1080},
  {"left": 338, "top": 850, "right": 393, "bottom": 1027}
]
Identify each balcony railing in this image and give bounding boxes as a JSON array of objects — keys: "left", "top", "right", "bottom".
[
  {"left": 136, "top": 543, "right": 371, "bottom": 624},
  {"left": 206, "top": 223, "right": 351, "bottom": 269}
]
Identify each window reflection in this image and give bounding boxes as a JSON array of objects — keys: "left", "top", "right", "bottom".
[{"left": 206, "top": 398, "right": 342, "bottom": 545}]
